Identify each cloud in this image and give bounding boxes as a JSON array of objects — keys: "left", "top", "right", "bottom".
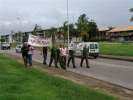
[{"left": 0, "top": 0, "right": 133, "bottom": 34}]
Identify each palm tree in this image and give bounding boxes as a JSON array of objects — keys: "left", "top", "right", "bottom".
[
  {"left": 130, "top": 8, "right": 133, "bottom": 21},
  {"left": 76, "top": 14, "right": 98, "bottom": 41},
  {"left": 32, "top": 24, "right": 42, "bottom": 35},
  {"left": 62, "top": 21, "right": 68, "bottom": 43},
  {"left": 49, "top": 27, "right": 57, "bottom": 45}
]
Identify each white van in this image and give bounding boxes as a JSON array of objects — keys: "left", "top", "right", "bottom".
[
  {"left": 69, "top": 42, "right": 99, "bottom": 58},
  {"left": 1, "top": 42, "right": 11, "bottom": 50}
]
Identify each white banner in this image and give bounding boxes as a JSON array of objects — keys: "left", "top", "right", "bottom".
[{"left": 28, "top": 34, "right": 52, "bottom": 47}]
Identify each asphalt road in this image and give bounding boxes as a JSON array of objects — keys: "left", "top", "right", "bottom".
[{"left": 1, "top": 49, "right": 133, "bottom": 90}]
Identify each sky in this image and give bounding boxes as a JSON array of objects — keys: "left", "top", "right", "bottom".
[{"left": 0, "top": 0, "right": 133, "bottom": 35}]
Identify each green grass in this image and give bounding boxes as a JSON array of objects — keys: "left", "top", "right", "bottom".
[
  {"left": 100, "top": 42, "right": 133, "bottom": 57},
  {"left": 0, "top": 54, "right": 117, "bottom": 100}
]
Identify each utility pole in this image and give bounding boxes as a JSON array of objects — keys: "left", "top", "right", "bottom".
[
  {"left": 66, "top": 0, "right": 70, "bottom": 69},
  {"left": 17, "top": 17, "right": 23, "bottom": 43},
  {"left": 67, "top": 0, "right": 70, "bottom": 46}
]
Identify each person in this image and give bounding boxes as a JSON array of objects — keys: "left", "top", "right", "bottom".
[
  {"left": 49, "top": 45, "right": 58, "bottom": 68},
  {"left": 27, "top": 45, "right": 34, "bottom": 66},
  {"left": 67, "top": 44, "right": 76, "bottom": 68},
  {"left": 60, "top": 45, "right": 67, "bottom": 69},
  {"left": 80, "top": 45, "right": 90, "bottom": 68},
  {"left": 42, "top": 47, "right": 48, "bottom": 65},
  {"left": 21, "top": 43, "right": 29, "bottom": 67},
  {"left": 56, "top": 45, "right": 60, "bottom": 64}
]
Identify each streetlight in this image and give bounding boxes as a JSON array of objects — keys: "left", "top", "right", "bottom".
[
  {"left": 67, "top": 0, "right": 70, "bottom": 47},
  {"left": 16, "top": 17, "right": 23, "bottom": 43},
  {"left": 66, "top": 0, "right": 70, "bottom": 69}
]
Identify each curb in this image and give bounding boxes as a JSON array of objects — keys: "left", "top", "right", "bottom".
[{"left": 99, "top": 55, "right": 133, "bottom": 62}]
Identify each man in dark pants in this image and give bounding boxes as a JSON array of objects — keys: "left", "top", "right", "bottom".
[
  {"left": 42, "top": 47, "right": 48, "bottom": 65},
  {"left": 56, "top": 46, "right": 60, "bottom": 64},
  {"left": 21, "top": 43, "right": 29, "bottom": 67},
  {"left": 67, "top": 48, "right": 76, "bottom": 68},
  {"left": 80, "top": 45, "right": 90, "bottom": 68},
  {"left": 49, "top": 46, "right": 58, "bottom": 68}
]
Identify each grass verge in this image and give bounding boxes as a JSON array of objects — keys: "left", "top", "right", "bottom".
[
  {"left": 100, "top": 42, "right": 133, "bottom": 57},
  {"left": 0, "top": 54, "right": 117, "bottom": 100}
]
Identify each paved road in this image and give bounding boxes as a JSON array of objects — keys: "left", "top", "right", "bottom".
[{"left": 1, "top": 49, "right": 133, "bottom": 90}]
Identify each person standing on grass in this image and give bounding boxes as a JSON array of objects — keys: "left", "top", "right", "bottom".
[
  {"left": 49, "top": 45, "right": 58, "bottom": 68},
  {"left": 27, "top": 45, "right": 34, "bottom": 66},
  {"left": 80, "top": 45, "right": 90, "bottom": 68},
  {"left": 21, "top": 42, "right": 29, "bottom": 67},
  {"left": 42, "top": 47, "right": 48, "bottom": 65}
]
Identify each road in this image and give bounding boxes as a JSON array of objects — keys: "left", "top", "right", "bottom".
[{"left": 1, "top": 49, "right": 133, "bottom": 90}]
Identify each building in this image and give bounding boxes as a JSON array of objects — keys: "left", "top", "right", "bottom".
[
  {"left": 98, "top": 27, "right": 111, "bottom": 40},
  {"left": 1, "top": 34, "right": 10, "bottom": 43},
  {"left": 107, "top": 26, "right": 133, "bottom": 41}
]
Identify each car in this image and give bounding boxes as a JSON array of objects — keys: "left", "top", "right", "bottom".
[
  {"left": 69, "top": 42, "right": 99, "bottom": 58},
  {"left": 15, "top": 44, "right": 22, "bottom": 53},
  {"left": 1, "top": 42, "right": 11, "bottom": 50}
]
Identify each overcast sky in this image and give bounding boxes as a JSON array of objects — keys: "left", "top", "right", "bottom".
[{"left": 0, "top": 0, "right": 133, "bottom": 35}]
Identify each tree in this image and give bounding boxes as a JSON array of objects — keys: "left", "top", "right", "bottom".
[
  {"left": 61, "top": 21, "right": 80, "bottom": 43},
  {"left": 49, "top": 27, "right": 57, "bottom": 45},
  {"left": 87, "top": 20, "right": 98, "bottom": 40},
  {"left": 69, "top": 24, "right": 76, "bottom": 37},
  {"left": 62, "top": 21, "right": 68, "bottom": 43},
  {"left": 32, "top": 24, "right": 42, "bottom": 35},
  {"left": 76, "top": 14, "right": 89, "bottom": 36},
  {"left": 0, "top": 38, "right": 5, "bottom": 42},
  {"left": 129, "top": 8, "right": 133, "bottom": 21},
  {"left": 76, "top": 14, "right": 98, "bottom": 41}
]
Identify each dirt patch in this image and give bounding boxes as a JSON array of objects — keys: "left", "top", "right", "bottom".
[{"left": 3, "top": 53, "right": 133, "bottom": 100}]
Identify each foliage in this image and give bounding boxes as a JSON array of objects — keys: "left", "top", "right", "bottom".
[
  {"left": 76, "top": 14, "right": 89, "bottom": 36},
  {"left": 76, "top": 14, "right": 98, "bottom": 41},
  {"left": 129, "top": 8, "right": 133, "bottom": 21},
  {"left": 100, "top": 42, "right": 133, "bottom": 56},
  {"left": 32, "top": 24, "right": 42, "bottom": 35},
  {"left": 0, "top": 38, "right": 5, "bottom": 42}
]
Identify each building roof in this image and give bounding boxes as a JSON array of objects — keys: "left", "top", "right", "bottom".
[
  {"left": 108, "top": 26, "right": 133, "bottom": 33},
  {"left": 98, "top": 27, "right": 110, "bottom": 32}
]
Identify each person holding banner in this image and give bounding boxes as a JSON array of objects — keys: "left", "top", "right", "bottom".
[
  {"left": 27, "top": 45, "right": 34, "bottom": 66},
  {"left": 21, "top": 43, "right": 29, "bottom": 67},
  {"left": 49, "top": 45, "right": 58, "bottom": 68}
]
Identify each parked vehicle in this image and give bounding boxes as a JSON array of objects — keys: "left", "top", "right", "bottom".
[
  {"left": 69, "top": 42, "right": 99, "bottom": 58},
  {"left": 1, "top": 42, "right": 11, "bottom": 50},
  {"left": 15, "top": 44, "right": 22, "bottom": 53}
]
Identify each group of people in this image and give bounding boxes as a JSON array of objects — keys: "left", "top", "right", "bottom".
[
  {"left": 21, "top": 43, "right": 34, "bottom": 67},
  {"left": 43, "top": 44, "right": 90, "bottom": 70},
  {"left": 21, "top": 42, "right": 90, "bottom": 69},
  {"left": 42, "top": 45, "right": 67, "bottom": 69}
]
